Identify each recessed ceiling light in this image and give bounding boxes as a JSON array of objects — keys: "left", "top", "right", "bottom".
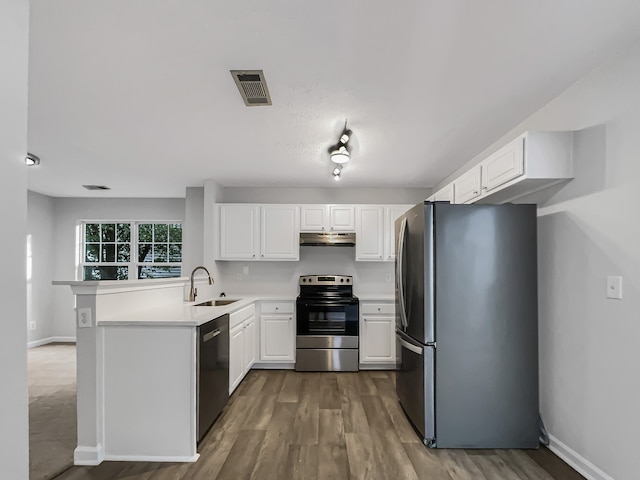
[{"left": 25, "top": 153, "right": 40, "bottom": 166}]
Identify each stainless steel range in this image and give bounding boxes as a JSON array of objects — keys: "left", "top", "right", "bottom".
[{"left": 295, "top": 275, "right": 359, "bottom": 372}]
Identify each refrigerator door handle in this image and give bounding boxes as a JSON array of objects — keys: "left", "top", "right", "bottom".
[
  {"left": 397, "top": 217, "right": 408, "bottom": 329},
  {"left": 398, "top": 336, "right": 422, "bottom": 355}
]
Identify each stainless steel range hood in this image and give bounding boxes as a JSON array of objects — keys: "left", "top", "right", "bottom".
[{"left": 299, "top": 232, "right": 356, "bottom": 247}]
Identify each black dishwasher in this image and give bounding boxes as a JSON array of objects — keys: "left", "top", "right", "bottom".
[{"left": 197, "top": 314, "right": 229, "bottom": 442}]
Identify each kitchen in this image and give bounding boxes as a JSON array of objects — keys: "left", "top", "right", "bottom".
[{"left": 4, "top": 2, "right": 640, "bottom": 480}]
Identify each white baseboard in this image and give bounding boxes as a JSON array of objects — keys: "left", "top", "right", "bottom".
[
  {"left": 28, "top": 336, "right": 76, "bottom": 348},
  {"left": 74, "top": 444, "right": 105, "bottom": 466},
  {"left": 252, "top": 363, "right": 295, "bottom": 370},
  {"left": 548, "top": 434, "right": 615, "bottom": 480},
  {"left": 104, "top": 453, "right": 199, "bottom": 463}
]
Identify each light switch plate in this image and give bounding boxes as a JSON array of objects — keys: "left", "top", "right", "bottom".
[
  {"left": 606, "top": 276, "right": 623, "bottom": 299},
  {"left": 77, "top": 308, "right": 93, "bottom": 328}
]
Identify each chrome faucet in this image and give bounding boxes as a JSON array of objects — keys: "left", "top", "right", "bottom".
[{"left": 189, "top": 266, "right": 214, "bottom": 302}]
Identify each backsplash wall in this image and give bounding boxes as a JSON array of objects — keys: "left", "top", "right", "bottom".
[{"left": 217, "top": 246, "right": 394, "bottom": 297}]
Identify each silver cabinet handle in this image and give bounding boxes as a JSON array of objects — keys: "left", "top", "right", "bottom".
[
  {"left": 203, "top": 329, "right": 220, "bottom": 342},
  {"left": 482, "top": 186, "right": 487, "bottom": 190},
  {"left": 275, "top": 306, "right": 279, "bottom": 310},
  {"left": 398, "top": 336, "right": 422, "bottom": 355}
]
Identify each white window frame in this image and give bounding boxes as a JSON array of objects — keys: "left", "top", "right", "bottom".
[{"left": 77, "top": 220, "right": 183, "bottom": 281}]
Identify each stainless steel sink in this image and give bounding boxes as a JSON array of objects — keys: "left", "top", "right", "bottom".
[{"left": 195, "top": 299, "right": 239, "bottom": 307}]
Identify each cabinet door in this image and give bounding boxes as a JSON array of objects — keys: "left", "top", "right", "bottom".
[
  {"left": 260, "top": 315, "right": 294, "bottom": 361},
  {"left": 329, "top": 205, "right": 355, "bottom": 231},
  {"left": 300, "top": 205, "right": 328, "bottom": 232},
  {"left": 361, "top": 315, "right": 395, "bottom": 363},
  {"left": 454, "top": 166, "right": 482, "bottom": 204},
  {"left": 481, "top": 137, "right": 524, "bottom": 192},
  {"left": 355, "top": 206, "right": 384, "bottom": 261},
  {"left": 432, "top": 183, "right": 454, "bottom": 203},
  {"left": 219, "top": 205, "right": 259, "bottom": 260},
  {"left": 243, "top": 317, "right": 256, "bottom": 371},
  {"left": 384, "top": 205, "right": 412, "bottom": 261},
  {"left": 260, "top": 206, "right": 300, "bottom": 260},
  {"left": 229, "top": 324, "right": 244, "bottom": 394}
]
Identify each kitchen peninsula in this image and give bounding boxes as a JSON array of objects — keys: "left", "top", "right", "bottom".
[{"left": 54, "top": 278, "right": 272, "bottom": 465}]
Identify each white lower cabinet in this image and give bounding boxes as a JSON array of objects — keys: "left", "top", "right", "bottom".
[
  {"left": 360, "top": 301, "right": 396, "bottom": 366},
  {"left": 229, "top": 304, "right": 256, "bottom": 394},
  {"left": 259, "top": 301, "right": 295, "bottom": 362}
]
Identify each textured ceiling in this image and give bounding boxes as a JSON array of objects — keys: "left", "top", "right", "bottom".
[{"left": 26, "top": 0, "right": 640, "bottom": 197}]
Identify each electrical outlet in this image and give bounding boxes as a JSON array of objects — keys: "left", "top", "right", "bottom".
[
  {"left": 606, "top": 276, "right": 623, "bottom": 299},
  {"left": 243, "top": 266, "right": 249, "bottom": 275},
  {"left": 385, "top": 273, "right": 392, "bottom": 283},
  {"left": 29, "top": 321, "right": 36, "bottom": 331},
  {"left": 77, "top": 308, "right": 93, "bottom": 328},
  {"left": 236, "top": 272, "right": 243, "bottom": 281}
]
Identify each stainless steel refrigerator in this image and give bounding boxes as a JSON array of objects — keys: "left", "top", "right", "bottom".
[{"left": 395, "top": 201, "right": 539, "bottom": 448}]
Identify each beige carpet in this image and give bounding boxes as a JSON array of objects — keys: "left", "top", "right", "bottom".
[{"left": 28, "top": 343, "right": 77, "bottom": 480}]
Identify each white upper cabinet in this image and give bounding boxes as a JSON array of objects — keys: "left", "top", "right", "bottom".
[
  {"left": 355, "top": 205, "right": 412, "bottom": 262},
  {"left": 300, "top": 205, "right": 355, "bottom": 232},
  {"left": 448, "top": 131, "right": 573, "bottom": 204},
  {"left": 384, "top": 205, "right": 413, "bottom": 261},
  {"left": 329, "top": 205, "right": 355, "bottom": 231},
  {"left": 355, "top": 206, "right": 384, "bottom": 261},
  {"left": 481, "top": 137, "right": 524, "bottom": 192},
  {"left": 218, "top": 204, "right": 299, "bottom": 260},
  {"left": 454, "top": 166, "right": 482, "bottom": 204},
  {"left": 428, "top": 183, "right": 455, "bottom": 203},
  {"left": 219, "top": 205, "right": 259, "bottom": 260},
  {"left": 260, "top": 205, "right": 300, "bottom": 260},
  {"left": 300, "top": 205, "right": 328, "bottom": 232}
]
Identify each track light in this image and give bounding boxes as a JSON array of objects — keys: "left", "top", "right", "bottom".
[
  {"left": 25, "top": 153, "right": 40, "bottom": 166},
  {"left": 327, "top": 120, "right": 354, "bottom": 179}
]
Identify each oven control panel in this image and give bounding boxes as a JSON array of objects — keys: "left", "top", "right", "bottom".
[{"left": 299, "top": 275, "right": 352, "bottom": 285}]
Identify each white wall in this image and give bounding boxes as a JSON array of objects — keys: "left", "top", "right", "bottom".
[
  {"left": 437, "top": 41, "right": 640, "bottom": 480},
  {"left": 51, "top": 197, "right": 185, "bottom": 337},
  {"left": 183, "top": 187, "right": 204, "bottom": 275},
  {"left": 0, "top": 0, "right": 29, "bottom": 477},
  {"left": 219, "top": 247, "right": 394, "bottom": 297},
  {"left": 27, "top": 191, "right": 55, "bottom": 344},
  {"left": 219, "top": 186, "right": 429, "bottom": 204}
]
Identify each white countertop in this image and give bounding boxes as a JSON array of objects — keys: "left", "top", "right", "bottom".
[{"left": 98, "top": 296, "right": 260, "bottom": 327}]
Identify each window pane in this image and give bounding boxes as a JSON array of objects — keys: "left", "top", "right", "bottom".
[
  {"left": 169, "top": 244, "right": 182, "bottom": 262},
  {"left": 85, "top": 224, "right": 100, "bottom": 242},
  {"left": 83, "top": 265, "right": 128, "bottom": 280},
  {"left": 169, "top": 223, "right": 182, "bottom": 242},
  {"left": 138, "top": 224, "right": 152, "bottom": 242},
  {"left": 153, "top": 244, "right": 167, "bottom": 262},
  {"left": 138, "top": 265, "right": 181, "bottom": 279},
  {"left": 85, "top": 244, "right": 100, "bottom": 262},
  {"left": 101, "top": 244, "right": 116, "bottom": 262},
  {"left": 117, "top": 223, "right": 130, "bottom": 243},
  {"left": 102, "top": 224, "right": 115, "bottom": 242},
  {"left": 117, "top": 244, "right": 130, "bottom": 262},
  {"left": 154, "top": 224, "right": 168, "bottom": 242},
  {"left": 139, "top": 243, "right": 153, "bottom": 262}
]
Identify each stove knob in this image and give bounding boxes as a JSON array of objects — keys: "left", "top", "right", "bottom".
[{"left": 340, "top": 278, "right": 344, "bottom": 283}]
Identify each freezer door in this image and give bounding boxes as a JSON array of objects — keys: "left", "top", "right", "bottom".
[{"left": 395, "top": 330, "right": 435, "bottom": 446}]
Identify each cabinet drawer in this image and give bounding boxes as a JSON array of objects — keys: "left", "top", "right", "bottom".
[
  {"left": 260, "top": 302, "right": 294, "bottom": 315},
  {"left": 230, "top": 304, "right": 255, "bottom": 328},
  {"left": 361, "top": 303, "right": 395, "bottom": 315}
]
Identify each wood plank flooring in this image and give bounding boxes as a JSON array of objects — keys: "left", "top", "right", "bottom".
[{"left": 55, "top": 370, "right": 584, "bottom": 480}]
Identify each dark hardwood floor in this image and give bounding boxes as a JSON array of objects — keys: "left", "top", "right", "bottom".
[{"left": 55, "top": 370, "right": 583, "bottom": 480}]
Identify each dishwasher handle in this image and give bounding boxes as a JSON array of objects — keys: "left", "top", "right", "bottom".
[{"left": 202, "top": 329, "right": 221, "bottom": 343}]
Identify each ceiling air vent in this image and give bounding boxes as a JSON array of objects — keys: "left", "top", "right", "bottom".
[
  {"left": 230, "top": 70, "right": 272, "bottom": 106},
  {"left": 82, "top": 185, "right": 111, "bottom": 191}
]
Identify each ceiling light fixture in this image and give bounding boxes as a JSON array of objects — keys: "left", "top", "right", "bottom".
[
  {"left": 328, "top": 120, "right": 353, "bottom": 179},
  {"left": 25, "top": 153, "right": 40, "bottom": 166},
  {"left": 332, "top": 164, "right": 343, "bottom": 181}
]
